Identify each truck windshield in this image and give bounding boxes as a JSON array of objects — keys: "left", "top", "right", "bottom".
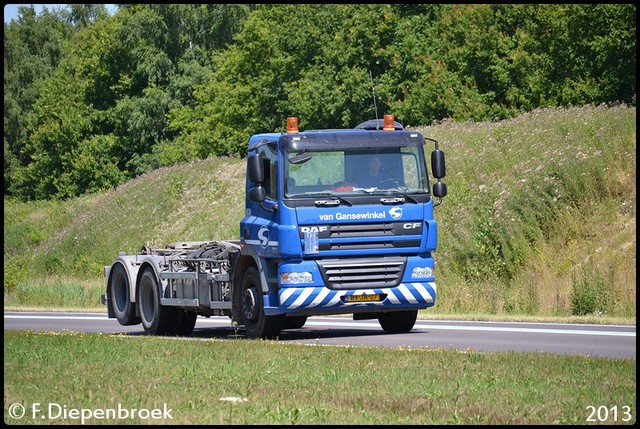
[{"left": 284, "top": 146, "right": 429, "bottom": 197}]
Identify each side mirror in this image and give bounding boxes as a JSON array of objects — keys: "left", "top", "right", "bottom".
[
  {"left": 249, "top": 186, "right": 266, "bottom": 203},
  {"left": 426, "top": 139, "right": 447, "bottom": 206},
  {"left": 433, "top": 181, "right": 447, "bottom": 198},
  {"left": 431, "top": 148, "right": 446, "bottom": 179},
  {"left": 248, "top": 154, "right": 264, "bottom": 184}
]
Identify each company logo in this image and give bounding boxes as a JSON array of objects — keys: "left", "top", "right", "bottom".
[
  {"left": 258, "top": 225, "right": 270, "bottom": 248},
  {"left": 389, "top": 206, "right": 403, "bottom": 220},
  {"left": 300, "top": 226, "right": 329, "bottom": 233},
  {"left": 403, "top": 222, "right": 421, "bottom": 230}
]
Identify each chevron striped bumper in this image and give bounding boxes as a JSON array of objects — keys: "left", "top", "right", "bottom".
[{"left": 265, "top": 282, "right": 436, "bottom": 315}]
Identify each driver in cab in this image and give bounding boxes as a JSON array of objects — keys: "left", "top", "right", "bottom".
[{"left": 359, "top": 155, "right": 391, "bottom": 189}]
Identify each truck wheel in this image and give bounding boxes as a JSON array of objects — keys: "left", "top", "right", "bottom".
[
  {"left": 137, "top": 267, "right": 177, "bottom": 335},
  {"left": 174, "top": 310, "right": 197, "bottom": 336},
  {"left": 109, "top": 262, "right": 140, "bottom": 326},
  {"left": 283, "top": 316, "right": 307, "bottom": 330},
  {"left": 378, "top": 310, "right": 418, "bottom": 334},
  {"left": 241, "top": 267, "right": 283, "bottom": 339}
]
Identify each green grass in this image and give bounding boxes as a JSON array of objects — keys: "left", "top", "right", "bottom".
[
  {"left": 3, "top": 331, "right": 636, "bottom": 425},
  {"left": 3, "top": 105, "right": 636, "bottom": 321}
]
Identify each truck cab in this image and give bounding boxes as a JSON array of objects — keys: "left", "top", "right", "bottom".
[{"left": 236, "top": 115, "right": 447, "bottom": 337}]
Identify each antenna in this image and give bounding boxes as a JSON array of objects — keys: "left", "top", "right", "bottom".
[{"left": 369, "top": 70, "right": 379, "bottom": 129}]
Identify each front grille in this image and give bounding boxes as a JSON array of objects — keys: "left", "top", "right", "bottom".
[
  {"left": 322, "top": 240, "right": 417, "bottom": 251},
  {"left": 299, "top": 222, "right": 423, "bottom": 251},
  {"left": 326, "top": 222, "right": 395, "bottom": 237},
  {"left": 317, "top": 257, "right": 407, "bottom": 290}
]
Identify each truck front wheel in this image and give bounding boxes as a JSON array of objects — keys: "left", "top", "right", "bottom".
[
  {"left": 283, "top": 316, "right": 307, "bottom": 330},
  {"left": 378, "top": 310, "right": 418, "bottom": 334},
  {"left": 241, "top": 267, "right": 283, "bottom": 339},
  {"left": 137, "top": 267, "right": 177, "bottom": 335},
  {"left": 174, "top": 309, "right": 197, "bottom": 336}
]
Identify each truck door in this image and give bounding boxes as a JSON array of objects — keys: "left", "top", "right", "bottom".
[{"left": 242, "top": 142, "right": 280, "bottom": 259}]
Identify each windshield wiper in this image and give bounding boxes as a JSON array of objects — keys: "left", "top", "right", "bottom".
[
  {"left": 309, "top": 193, "right": 352, "bottom": 207},
  {"left": 387, "top": 193, "right": 418, "bottom": 204}
]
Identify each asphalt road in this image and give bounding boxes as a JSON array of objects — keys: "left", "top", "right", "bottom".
[{"left": 3, "top": 311, "right": 635, "bottom": 359}]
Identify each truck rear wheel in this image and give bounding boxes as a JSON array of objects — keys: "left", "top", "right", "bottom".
[
  {"left": 137, "top": 267, "right": 177, "bottom": 335},
  {"left": 241, "top": 267, "right": 283, "bottom": 339},
  {"left": 109, "top": 262, "right": 140, "bottom": 326},
  {"left": 378, "top": 310, "right": 418, "bottom": 334}
]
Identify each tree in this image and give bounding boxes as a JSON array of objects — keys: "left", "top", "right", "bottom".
[{"left": 4, "top": 5, "right": 73, "bottom": 194}]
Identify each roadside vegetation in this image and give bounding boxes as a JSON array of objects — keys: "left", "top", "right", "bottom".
[
  {"left": 4, "top": 331, "right": 636, "bottom": 425},
  {"left": 3, "top": 105, "right": 636, "bottom": 323},
  {"left": 425, "top": 104, "right": 636, "bottom": 321}
]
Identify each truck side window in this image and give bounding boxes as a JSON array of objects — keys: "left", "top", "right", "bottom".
[{"left": 259, "top": 143, "right": 278, "bottom": 200}]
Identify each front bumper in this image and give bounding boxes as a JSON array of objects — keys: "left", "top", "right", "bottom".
[{"left": 264, "top": 282, "right": 436, "bottom": 316}]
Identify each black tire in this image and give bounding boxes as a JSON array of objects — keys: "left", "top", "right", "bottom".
[
  {"left": 137, "top": 267, "right": 177, "bottom": 335},
  {"left": 283, "top": 316, "right": 307, "bottom": 330},
  {"left": 109, "top": 263, "right": 140, "bottom": 325},
  {"left": 241, "top": 267, "right": 283, "bottom": 339},
  {"left": 174, "top": 309, "right": 197, "bottom": 336},
  {"left": 378, "top": 310, "right": 418, "bottom": 334}
]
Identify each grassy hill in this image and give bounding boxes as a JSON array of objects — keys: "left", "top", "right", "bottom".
[{"left": 4, "top": 104, "right": 636, "bottom": 322}]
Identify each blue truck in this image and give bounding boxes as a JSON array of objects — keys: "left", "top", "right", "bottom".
[{"left": 102, "top": 115, "right": 447, "bottom": 338}]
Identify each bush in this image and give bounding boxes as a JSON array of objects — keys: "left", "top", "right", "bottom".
[{"left": 570, "top": 267, "right": 609, "bottom": 316}]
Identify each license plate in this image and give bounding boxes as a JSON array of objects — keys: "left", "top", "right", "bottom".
[{"left": 345, "top": 294, "right": 381, "bottom": 302}]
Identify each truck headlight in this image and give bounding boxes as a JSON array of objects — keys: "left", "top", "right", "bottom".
[
  {"left": 411, "top": 266, "right": 434, "bottom": 279},
  {"left": 281, "top": 272, "right": 313, "bottom": 284}
]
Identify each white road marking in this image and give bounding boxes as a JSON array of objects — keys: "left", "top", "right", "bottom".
[{"left": 4, "top": 313, "right": 635, "bottom": 337}]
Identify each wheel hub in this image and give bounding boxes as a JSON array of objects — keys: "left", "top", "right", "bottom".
[{"left": 243, "top": 287, "right": 258, "bottom": 321}]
